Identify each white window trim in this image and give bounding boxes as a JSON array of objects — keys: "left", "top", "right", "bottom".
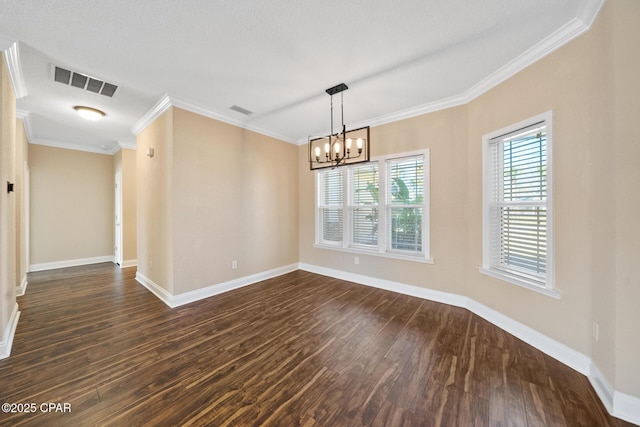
[
  {"left": 480, "top": 111, "right": 559, "bottom": 299},
  {"left": 314, "top": 149, "right": 433, "bottom": 264}
]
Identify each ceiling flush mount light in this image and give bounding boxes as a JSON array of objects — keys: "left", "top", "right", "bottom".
[
  {"left": 309, "top": 83, "right": 370, "bottom": 170},
  {"left": 73, "top": 105, "right": 105, "bottom": 121}
]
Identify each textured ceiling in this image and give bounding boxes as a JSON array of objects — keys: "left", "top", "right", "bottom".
[{"left": 0, "top": 0, "right": 603, "bottom": 153}]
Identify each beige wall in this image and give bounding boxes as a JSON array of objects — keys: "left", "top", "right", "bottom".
[
  {"left": 0, "top": 55, "right": 17, "bottom": 347},
  {"left": 29, "top": 144, "right": 114, "bottom": 266},
  {"left": 136, "top": 109, "right": 174, "bottom": 293},
  {"left": 299, "top": 106, "right": 469, "bottom": 296},
  {"left": 114, "top": 148, "right": 137, "bottom": 264},
  {"left": 299, "top": 0, "right": 639, "bottom": 398},
  {"left": 612, "top": 0, "right": 640, "bottom": 397},
  {"left": 172, "top": 107, "right": 298, "bottom": 294},
  {"left": 136, "top": 107, "right": 299, "bottom": 295}
]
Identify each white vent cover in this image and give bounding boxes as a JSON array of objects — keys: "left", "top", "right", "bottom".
[{"left": 53, "top": 66, "right": 118, "bottom": 97}]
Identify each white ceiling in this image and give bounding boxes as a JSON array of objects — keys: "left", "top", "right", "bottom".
[{"left": 0, "top": 0, "right": 603, "bottom": 153}]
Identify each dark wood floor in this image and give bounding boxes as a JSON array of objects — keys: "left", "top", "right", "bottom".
[{"left": 0, "top": 263, "right": 631, "bottom": 426}]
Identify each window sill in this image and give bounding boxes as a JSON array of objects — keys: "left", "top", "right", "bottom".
[
  {"left": 314, "top": 243, "right": 434, "bottom": 264},
  {"left": 479, "top": 267, "right": 561, "bottom": 299}
]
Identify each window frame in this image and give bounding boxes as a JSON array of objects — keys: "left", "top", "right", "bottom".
[
  {"left": 480, "top": 111, "right": 559, "bottom": 299},
  {"left": 315, "top": 149, "right": 432, "bottom": 263}
]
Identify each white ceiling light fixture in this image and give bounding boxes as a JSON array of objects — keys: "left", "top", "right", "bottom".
[{"left": 74, "top": 106, "right": 106, "bottom": 121}]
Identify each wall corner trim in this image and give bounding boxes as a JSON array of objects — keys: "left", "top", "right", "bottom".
[
  {"left": 0, "top": 304, "right": 21, "bottom": 360},
  {"left": 16, "top": 275, "right": 28, "bottom": 297},
  {"left": 136, "top": 263, "right": 299, "bottom": 309},
  {"left": 297, "top": 262, "right": 640, "bottom": 425}
]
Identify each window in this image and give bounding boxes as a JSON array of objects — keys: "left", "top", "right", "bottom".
[
  {"left": 316, "top": 150, "right": 430, "bottom": 262},
  {"left": 481, "top": 111, "right": 557, "bottom": 298},
  {"left": 317, "top": 168, "right": 343, "bottom": 245}
]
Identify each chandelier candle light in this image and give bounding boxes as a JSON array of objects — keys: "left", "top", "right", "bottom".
[{"left": 308, "top": 83, "right": 370, "bottom": 170}]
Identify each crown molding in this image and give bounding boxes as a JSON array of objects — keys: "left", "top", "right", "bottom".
[
  {"left": 30, "top": 138, "right": 115, "bottom": 155},
  {"left": 134, "top": 0, "right": 604, "bottom": 146},
  {"left": 580, "top": 0, "right": 607, "bottom": 27},
  {"left": 131, "top": 93, "right": 172, "bottom": 135},
  {"left": 133, "top": 93, "right": 297, "bottom": 144},
  {"left": 18, "top": 111, "right": 34, "bottom": 142},
  {"left": 118, "top": 141, "right": 137, "bottom": 150},
  {"left": 15, "top": 108, "right": 29, "bottom": 119},
  {"left": 3, "top": 42, "right": 27, "bottom": 99},
  {"left": 305, "top": 0, "right": 604, "bottom": 143},
  {"left": 169, "top": 95, "right": 297, "bottom": 144}
]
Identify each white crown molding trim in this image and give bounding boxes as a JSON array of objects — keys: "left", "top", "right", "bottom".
[
  {"left": 134, "top": 93, "right": 298, "bottom": 144},
  {"left": 463, "top": 17, "right": 590, "bottom": 102},
  {"left": 15, "top": 108, "right": 29, "bottom": 119},
  {"left": 16, "top": 275, "right": 28, "bottom": 297},
  {"left": 131, "top": 94, "right": 172, "bottom": 135},
  {"left": 297, "top": 0, "right": 604, "bottom": 144},
  {"left": 30, "top": 256, "right": 115, "bottom": 272},
  {"left": 298, "top": 262, "right": 639, "bottom": 423},
  {"left": 30, "top": 138, "right": 115, "bottom": 155},
  {"left": 19, "top": 113, "right": 34, "bottom": 142},
  {"left": 0, "top": 304, "right": 20, "bottom": 360},
  {"left": 580, "top": 0, "right": 607, "bottom": 27},
  {"left": 169, "top": 95, "right": 297, "bottom": 145},
  {"left": 137, "top": 263, "right": 298, "bottom": 308},
  {"left": 118, "top": 141, "right": 137, "bottom": 151},
  {"left": 120, "top": 259, "right": 137, "bottom": 268},
  {"left": 3, "top": 42, "right": 27, "bottom": 99}
]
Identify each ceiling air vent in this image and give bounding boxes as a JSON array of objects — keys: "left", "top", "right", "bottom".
[
  {"left": 53, "top": 66, "right": 118, "bottom": 97},
  {"left": 230, "top": 105, "right": 253, "bottom": 115}
]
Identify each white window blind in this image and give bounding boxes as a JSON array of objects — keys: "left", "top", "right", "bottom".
[
  {"left": 350, "top": 163, "right": 379, "bottom": 247},
  {"left": 485, "top": 118, "right": 552, "bottom": 289},
  {"left": 387, "top": 156, "right": 425, "bottom": 254},
  {"left": 315, "top": 150, "right": 430, "bottom": 262},
  {"left": 317, "top": 169, "right": 343, "bottom": 244}
]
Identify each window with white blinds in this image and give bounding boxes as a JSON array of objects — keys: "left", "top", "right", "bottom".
[
  {"left": 317, "top": 169, "right": 343, "bottom": 245},
  {"left": 315, "top": 150, "right": 430, "bottom": 262},
  {"left": 387, "top": 156, "right": 424, "bottom": 254},
  {"left": 350, "top": 163, "right": 379, "bottom": 247},
  {"left": 482, "top": 111, "right": 556, "bottom": 296}
]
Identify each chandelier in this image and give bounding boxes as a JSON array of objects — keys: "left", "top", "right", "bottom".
[{"left": 308, "top": 83, "right": 370, "bottom": 170}]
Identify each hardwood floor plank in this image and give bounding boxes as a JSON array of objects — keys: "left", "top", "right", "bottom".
[{"left": 0, "top": 264, "right": 632, "bottom": 426}]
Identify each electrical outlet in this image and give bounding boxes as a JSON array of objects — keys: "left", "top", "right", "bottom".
[
  {"left": 592, "top": 320, "right": 599, "bottom": 342},
  {"left": 354, "top": 256, "right": 359, "bottom": 265},
  {"left": 232, "top": 260, "right": 238, "bottom": 269}
]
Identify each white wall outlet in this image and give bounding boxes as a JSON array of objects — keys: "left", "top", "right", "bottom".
[
  {"left": 592, "top": 320, "right": 599, "bottom": 342},
  {"left": 354, "top": 256, "right": 359, "bottom": 265},
  {"left": 232, "top": 260, "right": 238, "bottom": 269}
]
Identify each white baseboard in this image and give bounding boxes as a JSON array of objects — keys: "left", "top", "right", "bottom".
[
  {"left": 590, "top": 363, "right": 640, "bottom": 425},
  {"left": 16, "top": 275, "right": 28, "bottom": 297},
  {"left": 29, "top": 255, "right": 115, "bottom": 272},
  {"left": 0, "top": 303, "right": 20, "bottom": 360},
  {"left": 298, "top": 262, "right": 640, "bottom": 425},
  {"left": 135, "top": 272, "right": 174, "bottom": 306},
  {"left": 120, "top": 259, "right": 137, "bottom": 268},
  {"left": 613, "top": 391, "right": 640, "bottom": 425},
  {"left": 136, "top": 263, "right": 299, "bottom": 309}
]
